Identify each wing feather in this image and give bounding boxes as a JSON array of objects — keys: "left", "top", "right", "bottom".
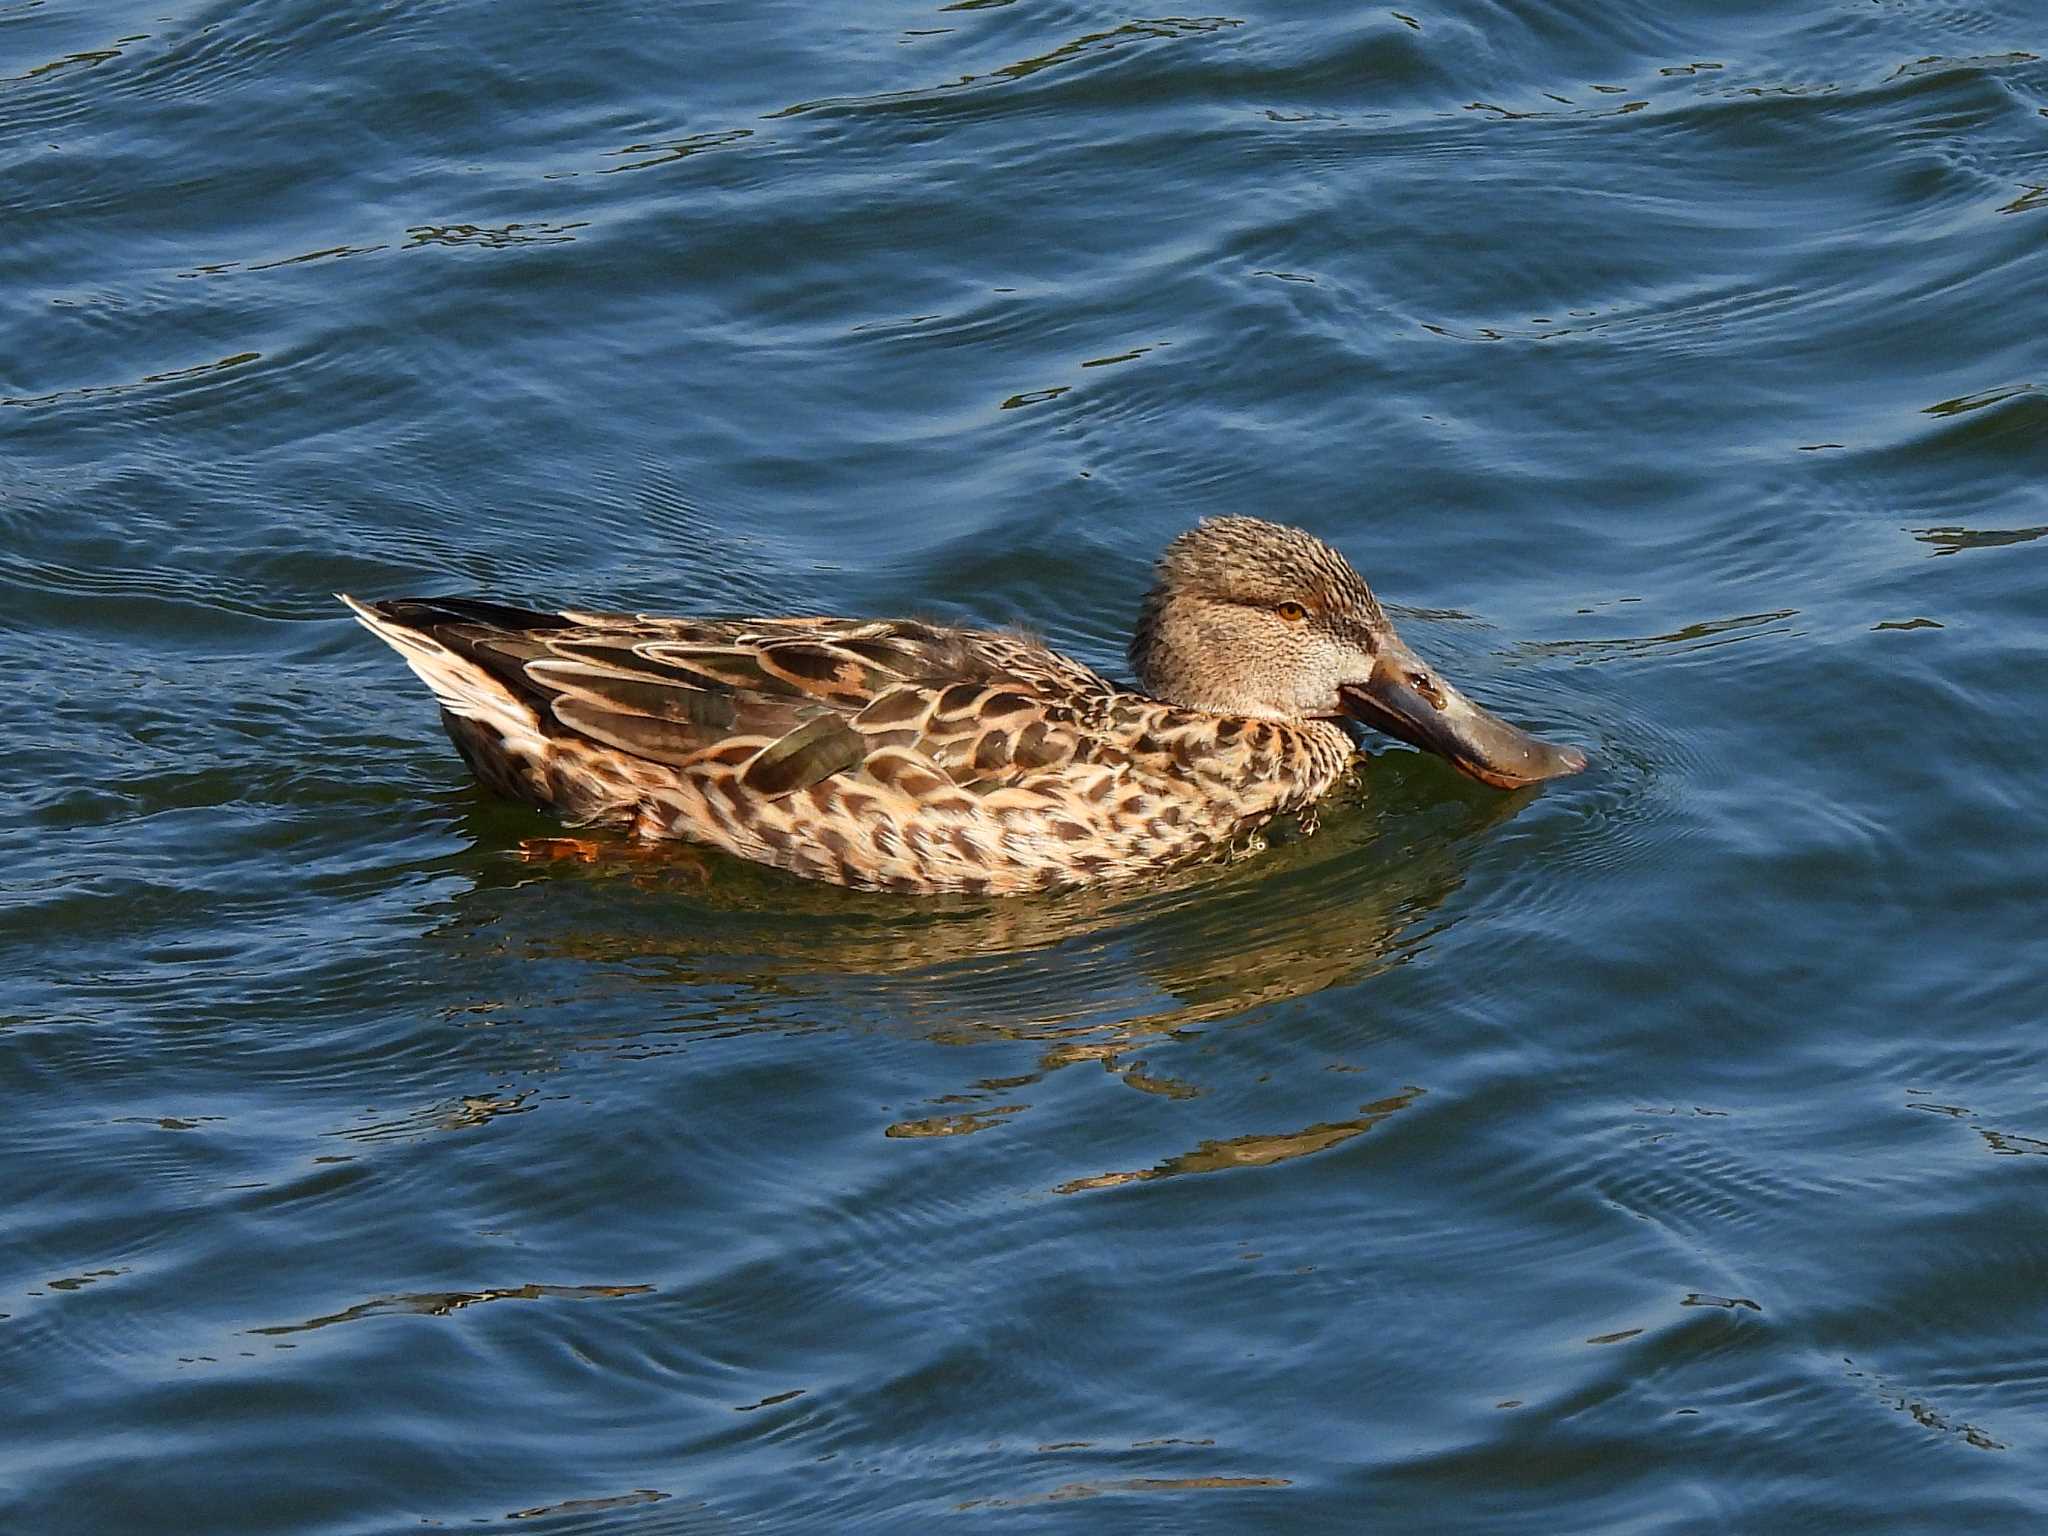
[
  {"left": 549, "top": 696, "right": 743, "bottom": 767},
  {"left": 354, "top": 599, "right": 1120, "bottom": 800},
  {"left": 740, "top": 715, "right": 869, "bottom": 798},
  {"left": 526, "top": 661, "right": 740, "bottom": 729}
]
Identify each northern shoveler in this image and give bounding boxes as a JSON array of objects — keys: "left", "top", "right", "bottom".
[{"left": 344, "top": 516, "right": 1585, "bottom": 893}]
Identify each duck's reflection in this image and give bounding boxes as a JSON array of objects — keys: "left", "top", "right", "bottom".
[
  {"left": 1052, "top": 1087, "right": 1425, "bottom": 1195},
  {"left": 423, "top": 755, "right": 1534, "bottom": 1183}
]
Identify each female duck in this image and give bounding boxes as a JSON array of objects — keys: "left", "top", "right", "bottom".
[{"left": 345, "top": 517, "right": 1584, "bottom": 894}]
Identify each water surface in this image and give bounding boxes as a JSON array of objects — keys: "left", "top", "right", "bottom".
[{"left": 5, "top": 0, "right": 2047, "bottom": 1530}]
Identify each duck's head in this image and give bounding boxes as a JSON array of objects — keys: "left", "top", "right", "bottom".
[{"left": 1129, "top": 517, "right": 1587, "bottom": 789}]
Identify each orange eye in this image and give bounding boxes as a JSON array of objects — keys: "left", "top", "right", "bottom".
[{"left": 1275, "top": 601, "right": 1308, "bottom": 622}]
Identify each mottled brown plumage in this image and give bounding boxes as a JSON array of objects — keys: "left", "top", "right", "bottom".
[{"left": 344, "top": 517, "right": 1584, "bottom": 893}]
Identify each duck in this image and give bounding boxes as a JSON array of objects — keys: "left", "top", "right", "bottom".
[{"left": 343, "top": 516, "right": 1585, "bottom": 894}]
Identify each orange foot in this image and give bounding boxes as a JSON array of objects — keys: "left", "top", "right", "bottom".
[
  {"left": 517, "top": 834, "right": 715, "bottom": 885},
  {"left": 517, "top": 836, "right": 605, "bottom": 864}
]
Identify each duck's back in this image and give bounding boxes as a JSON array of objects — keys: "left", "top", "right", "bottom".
[{"left": 345, "top": 596, "right": 1348, "bottom": 893}]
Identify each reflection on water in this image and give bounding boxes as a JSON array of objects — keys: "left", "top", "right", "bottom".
[
  {"left": 4, "top": 44, "right": 130, "bottom": 85},
  {"left": 1848, "top": 1360, "right": 2009, "bottom": 1453},
  {"left": 1521, "top": 609, "right": 1802, "bottom": 663},
  {"left": 1923, "top": 383, "right": 2043, "bottom": 417},
  {"left": 765, "top": 17, "right": 1244, "bottom": 121},
  {"left": 506, "top": 1489, "right": 673, "bottom": 1522},
  {"left": 427, "top": 759, "right": 1526, "bottom": 1168},
  {"left": 602, "top": 127, "right": 754, "bottom": 175},
  {"left": 252, "top": 1283, "right": 654, "bottom": 1335},
  {"left": 1886, "top": 51, "right": 2038, "bottom": 82},
  {"left": 335, "top": 1089, "right": 538, "bottom": 1141},
  {"left": 1053, "top": 1086, "right": 1423, "bottom": 1194},
  {"left": 1, "top": 350, "right": 262, "bottom": 409},
  {"left": 885, "top": 1104, "right": 1027, "bottom": 1138},
  {"left": 958, "top": 1475, "right": 1292, "bottom": 1510},
  {"left": 1915, "top": 523, "right": 2048, "bottom": 557}
]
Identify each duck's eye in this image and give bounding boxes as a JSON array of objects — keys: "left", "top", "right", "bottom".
[{"left": 1275, "top": 601, "right": 1308, "bottom": 622}]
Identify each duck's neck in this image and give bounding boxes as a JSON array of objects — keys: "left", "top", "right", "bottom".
[{"left": 1129, "top": 593, "right": 1292, "bottom": 719}]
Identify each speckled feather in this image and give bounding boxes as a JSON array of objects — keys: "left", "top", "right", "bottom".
[{"left": 341, "top": 590, "right": 1354, "bottom": 894}]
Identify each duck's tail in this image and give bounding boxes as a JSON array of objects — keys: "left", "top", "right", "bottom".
[{"left": 339, "top": 593, "right": 555, "bottom": 756}]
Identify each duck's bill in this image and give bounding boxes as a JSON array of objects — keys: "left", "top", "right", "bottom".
[{"left": 1339, "top": 646, "right": 1588, "bottom": 790}]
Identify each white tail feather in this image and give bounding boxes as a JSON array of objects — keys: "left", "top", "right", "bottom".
[{"left": 339, "top": 594, "right": 550, "bottom": 751}]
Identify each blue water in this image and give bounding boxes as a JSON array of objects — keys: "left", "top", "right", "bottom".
[{"left": 5, "top": 1, "right": 2047, "bottom": 1530}]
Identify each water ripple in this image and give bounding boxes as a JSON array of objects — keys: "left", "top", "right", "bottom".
[{"left": 9, "top": 0, "right": 2048, "bottom": 1528}]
